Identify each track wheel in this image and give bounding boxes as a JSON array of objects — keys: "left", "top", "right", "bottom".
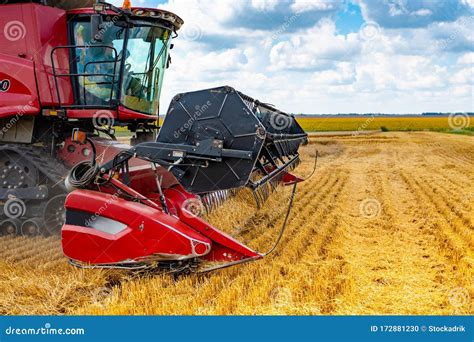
[
  {"left": 21, "top": 218, "right": 42, "bottom": 236},
  {"left": 43, "top": 195, "right": 67, "bottom": 236},
  {"left": 0, "top": 219, "right": 20, "bottom": 236}
]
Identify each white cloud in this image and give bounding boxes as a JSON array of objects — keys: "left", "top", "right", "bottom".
[
  {"left": 458, "top": 52, "right": 474, "bottom": 64},
  {"left": 290, "top": 0, "right": 339, "bottom": 13},
  {"left": 269, "top": 19, "right": 360, "bottom": 71},
  {"left": 359, "top": 0, "right": 473, "bottom": 28},
  {"left": 250, "top": 0, "right": 279, "bottom": 11},
  {"left": 451, "top": 68, "right": 473, "bottom": 84},
  {"left": 413, "top": 8, "right": 432, "bottom": 16},
  {"left": 310, "top": 62, "right": 356, "bottom": 85},
  {"left": 151, "top": 0, "right": 474, "bottom": 113}
]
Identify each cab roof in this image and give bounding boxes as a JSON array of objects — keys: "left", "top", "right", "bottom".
[{"left": 3, "top": 1, "right": 184, "bottom": 31}]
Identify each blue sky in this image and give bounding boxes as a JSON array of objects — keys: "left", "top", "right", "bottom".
[{"left": 112, "top": 0, "right": 473, "bottom": 114}]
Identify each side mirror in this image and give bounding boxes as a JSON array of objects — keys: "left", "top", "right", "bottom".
[{"left": 91, "top": 14, "right": 104, "bottom": 42}]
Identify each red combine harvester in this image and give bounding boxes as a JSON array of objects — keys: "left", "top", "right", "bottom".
[{"left": 0, "top": 1, "right": 309, "bottom": 273}]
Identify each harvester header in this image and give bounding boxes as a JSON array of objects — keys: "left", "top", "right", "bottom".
[
  {"left": 156, "top": 86, "right": 308, "bottom": 194},
  {"left": 0, "top": 1, "right": 311, "bottom": 273}
]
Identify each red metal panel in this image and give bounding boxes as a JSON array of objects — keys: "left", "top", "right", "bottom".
[
  {"left": 62, "top": 189, "right": 212, "bottom": 264},
  {"left": 66, "top": 107, "right": 157, "bottom": 121},
  {"left": 0, "top": 5, "right": 29, "bottom": 60},
  {"left": 165, "top": 192, "right": 261, "bottom": 261},
  {"left": 0, "top": 54, "right": 40, "bottom": 118},
  {"left": 66, "top": 109, "right": 118, "bottom": 119},
  {"left": 0, "top": 3, "right": 72, "bottom": 107},
  {"left": 32, "top": 4, "right": 72, "bottom": 106},
  {"left": 118, "top": 105, "right": 159, "bottom": 121}
]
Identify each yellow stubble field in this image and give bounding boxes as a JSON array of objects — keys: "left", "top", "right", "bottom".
[{"left": 0, "top": 131, "right": 472, "bottom": 315}]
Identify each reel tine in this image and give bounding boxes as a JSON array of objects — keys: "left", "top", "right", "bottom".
[
  {"left": 256, "top": 187, "right": 263, "bottom": 208},
  {"left": 255, "top": 186, "right": 263, "bottom": 207},
  {"left": 203, "top": 194, "right": 211, "bottom": 214},
  {"left": 211, "top": 192, "right": 218, "bottom": 211},
  {"left": 282, "top": 141, "right": 288, "bottom": 157},
  {"left": 264, "top": 182, "right": 271, "bottom": 200},
  {"left": 218, "top": 190, "right": 226, "bottom": 206},
  {"left": 253, "top": 182, "right": 270, "bottom": 207},
  {"left": 200, "top": 190, "right": 235, "bottom": 214},
  {"left": 269, "top": 178, "right": 277, "bottom": 191},
  {"left": 253, "top": 190, "right": 262, "bottom": 209},
  {"left": 261, "top": 183, "right": 268, "bottom": 201},
  {"left": 202, "top": 195, "right": 208, "bottom": 213},
  {"left": 258, "top": 186, "right": 267, "bottom": 207}
]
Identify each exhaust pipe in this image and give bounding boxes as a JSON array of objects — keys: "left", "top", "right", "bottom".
[
  {"left": 0, "top": 219, "right": 20, "bottom": 236},
  {"left": 20, "top": 218, "right": 42, "bottom": 237}
]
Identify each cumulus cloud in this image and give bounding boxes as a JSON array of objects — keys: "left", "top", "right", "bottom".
[
  {"left": 458, "top": 52, "right": 474, "bottom": 64},
  {"left": 429, "top": 16, "right": 474, "bottom": 53},
  {"left": 164, "top": 0, "right": 346, "bottom": 31},
  {"left": 269, "top": 20, "right": 360, "bottom": 71},
  {"left": 359, "top": 0, "right": 473, "bottom": 28},
  {"left": 119, "top": 0, "right": 474, "bottom": 113},
  {"left": 310, "top": 62, "right": 356, "bottom": 85},
  {"left": 291, "top": 0, "right": 341, "bottom": 13}
]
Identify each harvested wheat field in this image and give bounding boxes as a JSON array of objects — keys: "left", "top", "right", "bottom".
[{"left": 0, "top": 132, "right": 472, "bottom": 315}]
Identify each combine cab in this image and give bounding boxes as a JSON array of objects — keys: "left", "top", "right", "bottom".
[
  {"left": 0, "top": 0, "right": 183, "bottom": 235},
  {"left": 0, "top": 1, "right": 309, "bottom": 273}
]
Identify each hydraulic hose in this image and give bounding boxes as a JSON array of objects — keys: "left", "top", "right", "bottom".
[{"left": 66, "top": 138, "right": 99, "bottom": 189}]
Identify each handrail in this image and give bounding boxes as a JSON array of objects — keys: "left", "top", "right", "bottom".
[{"left": 50, "top": 45, "right": 119, "bottom": 108}]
